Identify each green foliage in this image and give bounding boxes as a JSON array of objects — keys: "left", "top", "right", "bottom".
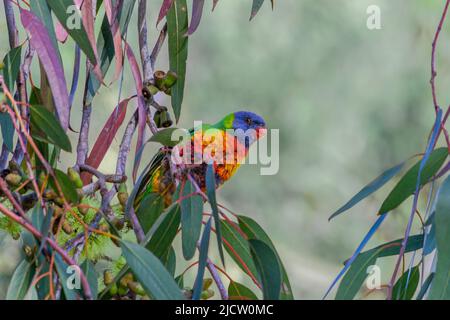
[{"left": 0, "top": 0, "right": 284, "bottom": 302}]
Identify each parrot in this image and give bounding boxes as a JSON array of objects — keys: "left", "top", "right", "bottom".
[{"left": 134, "top": 111, "right": 267, "bottom": 209}]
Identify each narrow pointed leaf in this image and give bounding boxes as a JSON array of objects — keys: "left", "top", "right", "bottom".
[
  {"left": 379, "top": 148, "right": 448, "bottom": 214},
  {"left": 82, "top": 98, "right": 131, "bottom": 183},
  {"left": 238, "top": 215, "right": 293, "bottom": 299},
  {"left": 329, "top": 161, "right": 406, "bottom": 220},
  {"left": 81, "top": 260, "right": 98, "bottom": 300},
  {"left": 206, "top": 164, "right": 225, "bottom": 266},
  {"left": 46, "top": 0, "right": 97, "bottom": 65},
  {"left": 167, "top": 0, "right": 189, "bottom": 122},
  {"left": 228, "top": 281, "right": 258, "bottom": 300},
  {"left": 335, "top": 234, "right": 423, "bottom": 300},
  {"left": 21, "top": 9, "right": 70, "bottom": 131},
  {"left": 157, "top": 0, "right": 175, "bottom": 26},
  {"left": 221, "top": 220, "right": 259, "bottom": 286},
  {"left": 249, "top": 239, "right": 281, "bottom": 300},
  {"left": 50, "top": 169, "right": 79, "bottom": 204},
  {"left": 1, "top": 46, "right": 22, "bottom": 151},
  {"left": 392, "top": 266, "right": 420, "bottom": 300},
  {"left": 147, "top": 205, "right": 181, "bottom": 260},
  {"left": 30, "top": 105, "right": 72, "bottom": 152},
  {"left": 6, "top": 260, "right": 35, "bottom": 300},
  {"left": 187, "top": 0, "right": 205, "bottom": 35},
  {"left": 180, "top": 181, "right": 204, "bottom": 260},
  {"left": 250, "top": 0, "right": 265, "bottom": 20},
  {"left": 54, "top": 254, "right": 81, "bottom": 300},
  {"left": 429, "top": 175, "right": 450, "bottom": 299},
  {"left": 193, "top": 218, "right": 212, "bottom": 300},
  {"left": 120, "top": 240, "right": 184, "bottom": 300}
]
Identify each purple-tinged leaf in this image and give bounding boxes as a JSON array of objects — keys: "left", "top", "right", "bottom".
[
  {"left": 69, "top": 45, "right": 81, "bottom": 109},
  {"left": 21, "top": 9, "right": 70, "bottom": 131},
  {"left": 81, "top": 0, "right": 103, "bottom": 83},
  {"left": 151, "top": 23, "right": 168, "bottom": 70},
  {"left": 125, "top": 43, "right": 147, "bottom": 182},
  {"left": 250, "top": 0, "right": 265, "bottom": 21},
  {"left": 187, "top": 0, "right": 205, "bottom": 35},
  {"left": 157, "top": 0, "right": 175, "bottom": 26},
  {"left": 104, "top": 0, "right": 124, "bottom": 83},
  {"left": 82, "top": 98, "right": 132, "bottom": 184}
]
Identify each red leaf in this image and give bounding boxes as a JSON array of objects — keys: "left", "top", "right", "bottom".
[
  {"left": 81, "top": 0, "right": 103, "bottom": 83},
  {"left": 125, "top": 43, "right": 147, "bottom": 183},
  {"left": 21, "top": 9, "right": 70, "bottom": 131},
  {"left": 187, "top": 0, "right": 205, "bottom": 35},
  {"left": 157, "top": 0, "right": 175, "bottom": 27},
  {"left": 104, "top": 0, "right": 124, "bottom": 83},
  {"left": 82, "top": 97, "right": 132, "bottom": 184}
]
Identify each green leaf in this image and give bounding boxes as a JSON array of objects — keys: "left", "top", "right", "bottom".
[
  {"left": 221, "top": 219, "right": 259, "bottom": 284},
  {"left": 429, "top": 175, "right": 450, "bottom": 299},
  {"left": 238, "top": 215, "right": 293, "bottom": 299},
  {"left": 147, "top": 205, "right": 181, "bottom": 260},
  {"left": 379, "top": 148, "right": 447, "bottom": 214},
  {"left": 31, "top": 0, "right": 60, "bottom": 57},
  {"left": 336, "top": 235, "right": 423, "bottom": 300},
  {"left": 120, "top": 240, "right": 185, "bottom": 300},
  {"left": 81, "top": 260, "right": 98, "bottom": 300},
  {"left": 250, "top": 0, "right": 265, "bottom": 20},
  {"left": 180, "top": 181, "right": 203, "bottom": 260},
  {"left": 30, "top": 105, "right": 72, "bottom": 152},
  {"left": 329, "top": 161, "right": 406, "bottom": 220},
  {"left": 167, "top": 0, "right": 188, "bottom": 122},
  {"left": 1, "top": 46, "right": 22, "bottom": 151},
  {"left": 54, "top": 254, "right": 81, "bottom": 300},
  {"left": 392, "top": 266, "right": 420, "bottom": 300},
  {"left": 193, "top": 218, "right": 212, "bottom": 300},
  {"left": 46, "top": 0, "right": 96, "bottom": 65},
  {"left": 206, "top": 164, "right": 225, "bottom": 266},
  {"left": 2, "top": 46, "right": 22, "bottom": 91},
  {"left": 149, "top": 127, "right": 185, "bottom": 147},
  {"left": 249, "top": 239, "right": 282, "bottom": 300},
  {"left": 6, "top": 260, "right": 35, "bottom": 300},
  {"left": 417, "top": 273, "right": 434, "bottom": 300},
  {"left": 49, "top": 169, "right": 79, "bottom": 204},
  {"left": 137, "top": 193, "right": 164, "bottom": 233},
  {"left": 228, "top": 281, "right": 259, "bottom": 300}
]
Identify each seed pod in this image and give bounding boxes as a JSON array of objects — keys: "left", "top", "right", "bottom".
[
  {"left": 104, "top": 270, "right": 114, "bottom": 286},
  {"left": 109, "top": 283, "right": 118, "bottom": 296},
  {"left": 44, "top": 190, "right": 57, "bottom": 200},
  {"left": 163, "top": 71, "right": 178, "bottom": 88},
  {"left": 201, "top": 289, "right": 214, "bottom": 300},
  {"left": 62, "top": 220, "right": 74, "bottom": 235},
  {"left": 117, "top": 183, "right": 128, "bottom": 207},
  {"left": 117, "top": 285, "right": 128, "bottom": 296},
  {"left": 120, "top": 273, "right": 134, "bottom": 288},
  {"left": 67, "top": 168, "right": 83, "bottom": 189},
  {"left": 127, "top": 281, "right": 146, "bottom": 296},
  {"left": 23, "top": 245, "right": 34, "bottom": 259},
  {"left": 113, "top": 217, "right": 125, "bottom": 231},
  {"left": 99, "top": 224, "right": 109, "bottom": 233},
  {"left": 159, "top": 110, "right": 173, "bottom": 128},
  {"left": 5, "top": 173, "right": 22, "bottom": 187},
  {"left": 154, "top": 70, "right": 166, "bottom": 90},
  {"left": 202, "top": 278, "right": 213, "bottom": 291},
  {"left": 142, "top": 81, "right": 159, "bottom": 101},
  {"left": 78, "top": 204, "right": 89, "bottom": 216},
  {"left": 54, "top": 197, "right": 65, "bottom": 207}
]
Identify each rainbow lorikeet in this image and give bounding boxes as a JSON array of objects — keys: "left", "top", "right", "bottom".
[{"left": 135, "top": 111, "right": 266, "bottom": 208}]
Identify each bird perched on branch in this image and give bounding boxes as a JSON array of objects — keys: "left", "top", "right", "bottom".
[{"left": 135, "top": 111, "right": 267, "bottom": 209}]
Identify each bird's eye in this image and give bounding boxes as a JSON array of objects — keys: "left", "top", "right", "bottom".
[{"left": 246, "top": 117, "right": 252, "bottom": 125}]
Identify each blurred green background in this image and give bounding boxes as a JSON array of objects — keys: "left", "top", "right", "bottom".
[{"left": 1, "top": 0, "right": 450, "bottom": 299}]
